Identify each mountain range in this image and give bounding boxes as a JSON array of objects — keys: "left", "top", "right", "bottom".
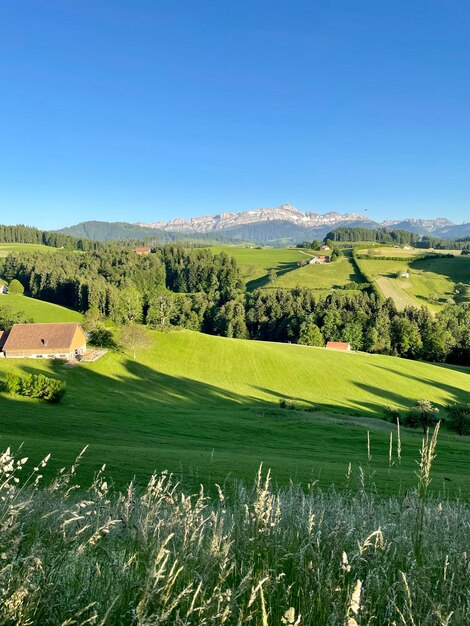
[{"left": 59, "top": 204, "right": 470, "bottom": 244}]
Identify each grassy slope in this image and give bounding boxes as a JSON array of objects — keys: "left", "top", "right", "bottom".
[
  {"left": 0, "top": 329, "right": 469, "bottom": 494},
  {"left": 209, "top": 245, "right": 365, "bottom": 294},
  {"left": 269, "top": 254, "right": 362, "bottom": 293},
  {"left": 0, "top": 294, "right": 82, "bottom": 323},
  {"left": 361, "top": 254, "right": 470, "bottom": 311},
  {"left": 208, "top": 246, "right": 309, "bottom": 289}
]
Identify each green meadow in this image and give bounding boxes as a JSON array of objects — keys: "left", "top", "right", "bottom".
[
  {"left": 360, "top": 254, "right": 470, "bottom": 310},
  {"left": 0, "top": 293, "right": 83, "bottom": 323},
  {"left": 208, "top": 245, "right": 307, "bottom": 289},
  {"left": 268, "top": 254, "right": 362, "bottom": 293},
  {"left": 209, "top": 245, "right": 364, "bottom": 294},
  {"left": 0, "top": 242, "right": 58, "bottom": 257},
  {"left": 0, "top": 329, "right": 469, "bottom": 494}
]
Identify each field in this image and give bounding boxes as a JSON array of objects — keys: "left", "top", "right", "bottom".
[
  {"left": 269, "top": 254, "right": 362, "bottom": 293},
  {"left": 0, "top": 242, "right": 57, "bottom": 257},
  {"left": 208, "top": 245, "right": 308, "bottom": 289},
  {"left": 363, "top": 246, "right": 424, "bottom": 258},
  {"left": 0, "top": 293, "right": 83, "bottom": 323},
  {"left": 359, "top": 254, "right": 470, "bottom": 310},
  {"left": 0, "top": 329, "right": 469, "bottom": 495},
  {"left": 209, "top": 245, "right": 365, "bottom": 294}
]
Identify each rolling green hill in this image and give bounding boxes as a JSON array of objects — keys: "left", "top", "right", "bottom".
[
  {"left": 0, "top": 329, "right": 469, "bottom": 494},
  {"left": 209, "top": 245, "right": 363, "bottom": 293},
  {"left": 0, "top": 294, "right": 83, "bottom": 323},
  {"left": 268, "top": 254, "right": 362, "bottom": 293},
  {"left": 208, "top": 245, "right": 308, "bottom": 289}
]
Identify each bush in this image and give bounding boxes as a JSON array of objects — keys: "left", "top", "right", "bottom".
[
  {"left": 383, "top": 405, "right": 401, "bottom": 423},
  {"left": 402, "top": 400, "right": 439, "bottom": 433},
  {"left": 446, "top": 403, "right": 470, "bottom": 435},
  {"left": 8, "top": 279, "right": 24, "bottom": 294},
  {"left": 279, "top": 398, "right": 297, "bottom": 410},
  {"left": 3, "top": 372, "right": 66, "bottom": 402},
  {"left": 4, "top": 372, "right": 22, "bottom": 395},
  {"left": 88, "top": 325, "right": 117, "bottom": 349}
]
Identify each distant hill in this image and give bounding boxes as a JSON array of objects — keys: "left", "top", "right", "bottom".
[
  {"left": 58, "top": 220, "right": 242, "bottom": 244},
  {"left": 59, "top": 220, "right": 182, "bottom": 242},
  {"left": 58, "top": 207, "right": 470, "bottom": 244},
  {"left": 434, "top": 222, "right": 470, "bottom": 239}
]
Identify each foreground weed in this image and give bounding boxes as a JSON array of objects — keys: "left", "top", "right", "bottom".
[{"left": 0, "top": 431, "right": 470, "bottom": 625}]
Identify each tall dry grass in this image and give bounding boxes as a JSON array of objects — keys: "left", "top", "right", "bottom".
[{"left": 1, "top": 424, "right": 470, "bottom": 625}]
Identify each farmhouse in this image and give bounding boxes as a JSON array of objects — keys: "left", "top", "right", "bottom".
[
  {"left": 134, "top": 247, "right": 152, "bottom": 255},
  {"left": 0, "top": 284, "right": 8, "bottom": 294},
  {"left": 309, "top": 255, "right": 330, "bottom": 264},
  {"left": 400, "top": 271, "right": 410, "bottom": 279},
  {"left": 320, "top": 245, "right": 330, "bottom": 251},
  {"left": 326, "top": 341, "right": 351, "bottom": 351},
  {"left": 1, "top": 323, "right": 87, "bottom": 359}
]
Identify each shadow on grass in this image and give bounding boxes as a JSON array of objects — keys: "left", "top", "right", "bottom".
[
  {"left": 0, "top": 354, "right": 469, "bottom": 494},
  {"left": 246, "top": 261, "right": 303, "bottom": 291},
  {"left": 409, "top": 255, "right": 470, "bottom": 284}
]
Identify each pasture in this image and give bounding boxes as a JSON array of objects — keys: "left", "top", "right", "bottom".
[
  {"left": 208, "top": 245, "right": 307, "bottom": 290},
  {"left": 360, "top": 255, "right": 470, "bottom": 310},
  {"left": 0, "top": 242, "right": 57, "bottom": 257},
  {"left": 0, "top": 329, "right": 469, "bottom": 494},
  {"left": 363, "top": 246, "right": 424, "bottom": 258},
  {"left": 209, "top": 245, "right": 365, "bottom": 294},
  {"left": 0, "top": 293, "right": 83, "bottom": 323},
  {"left": 268, "top": 254, "right": 362, "bottom": 292}
]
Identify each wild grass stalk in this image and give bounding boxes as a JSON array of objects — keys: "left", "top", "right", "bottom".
[{"left": 0, "top": 430, "right": 469, "bottom": 625}]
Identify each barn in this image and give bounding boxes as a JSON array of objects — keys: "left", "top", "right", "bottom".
[{"left": 1, "top": 323, "right": 87, "bottom": 359}]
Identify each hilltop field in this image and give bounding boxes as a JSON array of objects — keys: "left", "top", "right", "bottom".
[
  {"left": 0, "top": 328, "right": 469, "bottom": 494},
  {"left": 208, "top": 245, "right": 363, "bottom": 294},
  {"left": 0, "top": 242, "right": 58, "bottom": 257}
]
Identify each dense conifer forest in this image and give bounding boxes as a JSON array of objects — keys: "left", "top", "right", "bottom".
[{"left": 326, "top": 226, "right": 470, "bottom": 250}]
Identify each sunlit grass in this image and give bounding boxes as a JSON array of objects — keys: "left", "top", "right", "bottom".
[{"left": 1, "top": 427, "right": 469, "bottom": 625}]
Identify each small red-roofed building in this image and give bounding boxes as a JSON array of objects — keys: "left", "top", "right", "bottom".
[{"left": 326, "top": 341, "right": 351, "bottom": 351}]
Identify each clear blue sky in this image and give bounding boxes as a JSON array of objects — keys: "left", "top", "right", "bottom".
[{"left": 1, "top": 0, "right": 469, "bottom": 229}]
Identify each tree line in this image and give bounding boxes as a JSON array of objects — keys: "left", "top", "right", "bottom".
[
  {"left": 325, "top": 227, "right": 421, "bottom": 245},
  {"left": 0, "top": 224, "right": 106, "bottom": 251},
  {"left": 325, "top": 226, "right": 470, "bottom": 250}
]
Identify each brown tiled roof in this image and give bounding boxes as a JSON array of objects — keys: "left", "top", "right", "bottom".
[
  {"left": 3, "top": 323, "right": 84, "bottom": 352},
  {"left": 326, "top": 341, "right": 351, "bottom": 350}
]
